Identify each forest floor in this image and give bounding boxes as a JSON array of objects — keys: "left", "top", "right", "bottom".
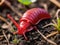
[{"left": 0, "top": 0, "right": 60, "bottom": 45}]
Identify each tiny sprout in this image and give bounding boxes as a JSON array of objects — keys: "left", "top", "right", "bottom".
[
  {"left": 12, "top": 38, "right": 19, "bottom": 44},
  {"left": 12, "top": 35, "right": 20, "bottom": 44},
  {"left": 42, "top": 9, "right": 60, "bottom": 31}
]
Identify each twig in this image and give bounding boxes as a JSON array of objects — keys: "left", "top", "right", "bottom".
[
  {"left": 52, "top": 19, "right": 57, "bottom": 25},
  {"left": 55, "top": 9, "right": 60, "bottom": 20},
  {"left": 0, "top": 35, "right": 3, "bottom": 37},
  {"left": 42, "top": 23, "right": 53, "bottom": 28},
  {"left": 2, "top": 30, "right": 10, "bottom": 45},
  {"left": 40, "top": 3, "right": 48, "bottom": 11},
  {"left": 34, "top": 26, "right": 57, "bottom": 45},
  {"left": 4, "top": 0, "right": 22, "bottom": 17},
  {"left": 46, "top": 31, "right": 58, "bottom": 38},
  {"left": 0, "top": 0, "right": 5, "bottom": 6},
  {"left": 0, "top": 35, "right": 4, "bottom": 40},
  {"left": 0, "top": 15, "right": 14, "bottom": 32},
  {"left": 42, "top": 20, "right": 57, "bottom": 28},
  {"left": 0, "top": 16, "right": 10, "bottom": 25},
  {"left": 50, "top": 0, "right": 60, "bottom": 8}
]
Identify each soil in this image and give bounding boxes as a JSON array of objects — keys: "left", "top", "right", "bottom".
[{"left": 0, "top": 0, "right": 60, "bottom": 45}]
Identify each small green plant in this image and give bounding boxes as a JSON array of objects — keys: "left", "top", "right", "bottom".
[
  {"left": 55, "top": 17, "right": 60, "bottom": 31},
  {"left": 18, "top": 0, "right": 36, "bottom": 5},
  {"left": 12, "top": 38, "right": 19, "bottom": 44},
  {"left": 43, "top": 9, "right": 60, "bottom": 31},
  {"left": 12, "top": 35, "right": 20, "bottom": 44}
]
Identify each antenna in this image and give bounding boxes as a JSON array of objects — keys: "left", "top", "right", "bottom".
[{"left": 7, "top": 14, "right": 20, "bottom": 30}]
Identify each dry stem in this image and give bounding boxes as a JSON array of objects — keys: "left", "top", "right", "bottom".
[
  {"left": 55, "top": 9, "right": 60, "bottom": 19},
  {"left": 46, "top": 31, "right": 58, "bottom": 38},
  {"left": 2, "top": 30, "right": 10, "bottom": 45},
  {"left": 4, "top": 1, "right": 22, "bottom": 17},
  {"left": 40, "top": 3, "right": 48, "bottom": 11},
  {"left": 42, "top": 23, "right": 53, "bottom": 28},
  {"left": 50, "top": 0, "right": 60, "bottom": 8},
  {"left": 0, "top": 0, "right": 5, "bottom": 6},
  {"left": 0, "top": 15, "right": 14, "bottom": 32},
  {"left": 34, "top": 26, "right": 57, "bottom": 45}
]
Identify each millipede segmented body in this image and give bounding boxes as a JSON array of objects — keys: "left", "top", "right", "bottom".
[
  {"left": 7, "top": 8, "right": 51, "bottom": 40},
  {"left": 21, "top": 8, "right": 50, "bottom": 24}
]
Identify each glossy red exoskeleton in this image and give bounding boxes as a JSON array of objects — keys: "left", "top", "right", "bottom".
[{"left": 7, "top": 8, "right": 51, "bottom": 40}]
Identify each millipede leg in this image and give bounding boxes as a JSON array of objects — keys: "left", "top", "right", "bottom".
[
  {"left": 23, "top": 33, "right": 28, "bottom": 40},
  {"left": 27, "top": 26, "right": 33, "bottom": 32}
]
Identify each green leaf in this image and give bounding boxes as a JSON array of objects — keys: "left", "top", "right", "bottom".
[
  {"left": 18, "top": 0, "right": 36, "bottom": 5},
  {"left": 57, "top": 18, "right": 60, "bottom": 31},
  {"left": 57, "top": 18, "right": 60, "bottom": 26}
]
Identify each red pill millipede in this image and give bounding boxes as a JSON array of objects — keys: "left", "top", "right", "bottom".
[{"left": 7, "top": 8, "right": 51, "bottom": 40}]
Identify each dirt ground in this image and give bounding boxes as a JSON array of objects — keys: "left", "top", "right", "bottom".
[{"left": 0, "top": 0, "right": 60, "bottom": 45}]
